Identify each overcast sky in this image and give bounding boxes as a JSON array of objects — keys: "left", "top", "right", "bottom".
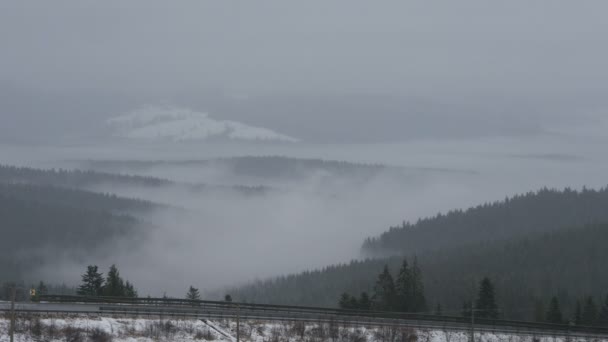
[{"left": 1, "top": 1, "right": 607, "bottom": 143}]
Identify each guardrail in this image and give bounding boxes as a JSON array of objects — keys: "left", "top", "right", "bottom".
[{"left": 37, "top": 295, "right": 608, "bottom": 336}]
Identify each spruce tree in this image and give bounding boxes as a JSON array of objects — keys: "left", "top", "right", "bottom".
[
  {"left": 410, "top": 257, "right": 427, "bottom": 312},
  {"left": 598, "top": 295, "right": 608, "bottom": 326},
  {"left": 225, "top": 294, "right": 233, "bottom": 302},
  {"left": 339, "top": 292, "right": 353, "bottom": 309},
  {"left": 372, "top": 265, "right": 396, "bottom": 311},
  {"left": 186, "top": 286, "right": 201, "bottom": 300},
  {"left": 574, "top": 301, "right": 582, "bottom": 325},
  {"left": 358, "top": 292, "right": 371, "bottom": 311},
  {"left": 534, "top": 299, "right": 545, "bottom": 322},
  {"left": 546, "top": 296, "right": 563, "bottom": 324},
  {"left": 103, "top": 264, "right": 126, "bottom": 297},
  {"left": 77, "top": 265, "right": 104, "bottom": 296},
  {"left": 582, "top": 296, "right": 598, "bottom": 325},
  {"left": 435, "top": 303, "right": 442, "bottom": 316},
  {"left": 462, "top": 300, "right": 472, "bottom": 318},
  {"left": 36, "top": 281, "right": 48, "bottom": 296},
  {"left": 475, "top": 277, "right": 498, "bottom": 319},
  {"left": 124, "top": 281, "right": 138, "bottom": 298},
  {"left": 395, "top": 259, "right": 413, "bottom": 312}
]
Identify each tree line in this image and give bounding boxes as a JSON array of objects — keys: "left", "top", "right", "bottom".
[
  {"left": 363, "top": 186, "right": 608, "bottom": 257},
  {"left": 339, "top": 262, "right": 608, "bottom": 328},
  {"left": 543, "top": 295, "right": 608, "bottom": 326},
  {"left": 226, "top": 222, "right": 608, "bottom": 322},
  {"left": 77, "top": 265, "right": 137, "bottom": 298},
  {"left": 338, "top": 257, "right": 426, "bottom": 313}
]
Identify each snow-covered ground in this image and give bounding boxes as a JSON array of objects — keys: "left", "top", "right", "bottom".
[{"left": 1, "top": 315, "right": 605, "bottom": 342}]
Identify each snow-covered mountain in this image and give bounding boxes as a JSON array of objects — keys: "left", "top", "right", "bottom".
[{"left": 107, "top": 106, "right": 299, "bottom": 143}]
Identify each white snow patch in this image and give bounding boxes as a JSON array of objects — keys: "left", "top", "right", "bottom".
[
  {"left": 1, "top": 316, "right": 607, "bottom": 342},
  {"left": 107, "top": 106, "right": 299, "bottom": 143}
]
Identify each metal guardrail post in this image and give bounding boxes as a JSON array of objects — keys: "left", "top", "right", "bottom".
[
  {"left": 236, "top": 304, "right": 240, "bottom": 342},
  {"left": 9, "top": 287, "right": 17, "bottom": 342},
  {"left": 470, "top": 304, "right": 475, "bottom": 342}
]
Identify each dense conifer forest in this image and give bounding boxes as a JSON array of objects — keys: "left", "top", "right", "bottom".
[
  {"left": 363, "top": 187, "right": 608, "bottom": 256},
  {"left": 0, "top": 168, "right": 158, "bottom": 281},
  {"left": 0, "top": 164, "right": 170, "bottom": 189},
  {"left": 230, "top": 222, "right": 608, "bottom": 320},
  {"left": 82, "top": 156, "right": 393, "bottom": 181}
]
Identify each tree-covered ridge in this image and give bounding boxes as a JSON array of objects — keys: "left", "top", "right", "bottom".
[
  {"left": 0, "top": 163, "right": 271, "bottom": 196},
  {"left": 225, "top": 223, "right": 608, "bottom": 321},
  {"left": 82, "top": 156, "right": 467, "bottom": 182},
  {"left": 0, "top": 164, "right": 170, "bottom": 188},
  {"left": 82, "top": 156, "right": 389, "bottom": 179},
  {"left": 0, "top": 184, "right": 145, "bottom": 281},
  {"left": 0, "top": 182, "right": 156, "bottom": 215},
  {"left": 363, "top": 186, "right": 608, "bottom": 256}
]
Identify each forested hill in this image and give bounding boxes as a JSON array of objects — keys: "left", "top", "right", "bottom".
[
  {"left": 0, "top": 188, "right": 142, "bottom": 280},
  {"left": 362, "top": 187, "right": 608, "bottom": 257},
  {"left": 0, "top": 181, "right": 157, "bottom": 281},
  {"left": 0, "top": 182, "right": 156, "bottom": 215},
  {"left": 80, "top": 156, "right": 391, "bottom": 180},
  {"left": 0, "top": 164, "right": 170, "bottom": 189},
  {"left": 225, "top": 222, "right": 608, "bottom": 321},
  {"left": 0, "top": 164, "right": 270, "bottom": 195}
]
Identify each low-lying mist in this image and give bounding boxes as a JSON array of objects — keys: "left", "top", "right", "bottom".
[
  {"left": 32, "top": 161, "right": 477, "bottom": 297},
  {"left": 9, "top": 131, "right": 608, "bottom": 298}
]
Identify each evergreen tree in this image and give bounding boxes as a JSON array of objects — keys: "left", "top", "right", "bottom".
[
  {"left": 124, "top": 281, "right": 137, "bottom": 298},
  {"left": 349, "top": 295, "right": 358, "bottom": 309},
  {"left": 435, "top": 303, "right": 442, "bottom": 316},
  {"left": 574, "top": 300, "right": 582, "bottom": 325},
  {"left": 475, "top": 277, "right": 498, "bottom": 319},
  {"left": 225, "top": 294, "right": 233, "bottom": 302},
  {"left": 339, "top": 292, "right": 353, "bottom": 309},
  {"left": 598, "top": 295, "right": 608, "bottom": 326},
  {"left": 358, "top": 292, "right": 371, "bottom": 311},
  {"left": 36, "top": 281, "right": 48, "bottom": 296},
  {"left": 462, "top": 300, "right": 472, "bottom": 318},
  {"left": 186, "top": 286, "right": 201, "bottom": 300},
  {"left": 410, "top": 257, "right": 427, "bottom": 312},
  {"left": 395, "top": 259, "right": 413, "bottom": 312},
  {"left": 103, "top": 264, "right": 126, "bottom": 297},
  {"left": 77, "top": 265, "right": 104, "bottom": 296},
  {"left": 546, "top": 296, "right": 563, "bottom": 324},
  {"left": 582, "top": 296, "right": 598, "bottom": 325},
  {"left": 534, "top": 299, "right": 545, "bottom": 322},
  {"left": 372, "top": 265, "right": 396, "bottom": 311}
]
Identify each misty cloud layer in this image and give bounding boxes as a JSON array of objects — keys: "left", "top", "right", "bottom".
[
  {"left": 1, "top": 1, "right": 608, "bottom": 300},
  {"left": 1, "top": 1, "right": 608, "bottom": 143}
]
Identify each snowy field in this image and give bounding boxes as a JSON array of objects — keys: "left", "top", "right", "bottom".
[{"left": 1, "top": 315, "right": 606, "bottom": 342}]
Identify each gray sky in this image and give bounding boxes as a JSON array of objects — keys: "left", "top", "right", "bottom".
[{"left": 1, "top": 1, "right": 607, "bottom": 143}]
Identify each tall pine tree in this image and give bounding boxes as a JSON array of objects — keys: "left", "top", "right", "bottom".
[
  {"left": 410, "top": 257, "right": 427, "bottom": 312},
  {"left": 573, "top": 300, "right": 582, "bottom": 325},
  {"left": 582, "top": 296, "right": 598, "bottom": 325},
  {"left": 103, "top": 264, "right": 126, "bottom": 297},
  {"left": 462, "top": 300, "right": 472, "bottom": 318},
  {"left": 125, "top": 281, "right": 138, "bottom": 298},
  {"left": 372, "top": 265, "right": 396, "bottom": 311},
  {"left": 36, "top": 281, "right": 48, "bottom": 296},
  {"left": 546, "top": 296, "right": 563, "bottom": 324},
  {"left": 77, "top": 265, "right": 104, "bottom": 296},
  {"left": 186, "top": 286, "right": 201, "bottom": 300},
  {"left": 598, "top": 295, "right": 608, "bottom": 326},
  {"left": 475, "top": 277, "right": 498, "bottom": 319},
  {"left": 339, "top": 292, "right": 353, "bottom": 309},
  {"left": 358, "top": 292, "right": 372, "bottom": 311},
  {"left": 395, "top": 259, "right": 413, "bottom": 312}
]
